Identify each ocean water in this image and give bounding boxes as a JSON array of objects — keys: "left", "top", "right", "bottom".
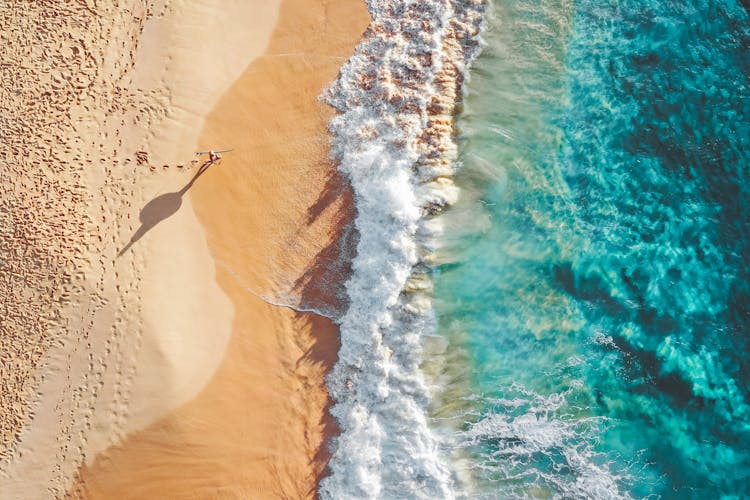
[{"left": 432, "top": 0, "right": 750, "bottom": 498}]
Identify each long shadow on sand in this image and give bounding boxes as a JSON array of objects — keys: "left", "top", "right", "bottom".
[
  {"left": 118, "top": 160, "right": 216, "bottom": 257},
  {"left": 294, "top": 169, "right": 359, "bottom": 318},
  {"left": 288, "top": 167, "right": 360, "bottom": 490}
]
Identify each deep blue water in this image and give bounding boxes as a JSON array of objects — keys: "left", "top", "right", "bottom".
[{"left": 433, "top": 0, "right": 750, "bottom": 497}]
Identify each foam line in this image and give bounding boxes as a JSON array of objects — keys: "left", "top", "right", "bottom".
[{"left": 216, "top": 260, "right": 335, "bottom": 320}]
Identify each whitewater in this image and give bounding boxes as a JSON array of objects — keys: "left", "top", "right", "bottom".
[{"left": 318, "top": 0, "right": 485, "bottom": 498}]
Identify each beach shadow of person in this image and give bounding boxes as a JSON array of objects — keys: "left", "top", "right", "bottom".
[{"left": 118, "top": 160, "right": 216, "bottom": 257}]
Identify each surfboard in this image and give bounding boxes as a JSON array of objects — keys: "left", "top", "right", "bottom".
[{"left": 195, "top": 149, "right": 234, "bottom": 155}]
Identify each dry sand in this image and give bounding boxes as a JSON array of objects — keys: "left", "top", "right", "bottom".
[{"left": 0, "top": 0, "right": 368, "bottom": 498}]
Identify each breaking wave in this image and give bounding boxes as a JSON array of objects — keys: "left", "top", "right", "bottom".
[{"left": 319, "top": 0, "right": 486, "bottom": 498}]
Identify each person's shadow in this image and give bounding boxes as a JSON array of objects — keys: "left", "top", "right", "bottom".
[{"left": 118, "top": 160, "right": 215, "bottom": 257}]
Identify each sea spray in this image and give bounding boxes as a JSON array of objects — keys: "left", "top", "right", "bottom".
[{"left": 319, "top": 0, "right": 486, "bottom": 497}]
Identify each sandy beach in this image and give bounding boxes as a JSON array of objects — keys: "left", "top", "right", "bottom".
[
  {"left": 0, "top": 0, "right": 368, "bottom": 498},
  {"left": 73, "top": 0, "right": 369, "bottom": 496}
]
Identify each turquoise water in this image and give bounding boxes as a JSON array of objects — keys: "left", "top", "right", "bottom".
[{"left": 434, "top": 0, "right": 750, "bottom": 497}]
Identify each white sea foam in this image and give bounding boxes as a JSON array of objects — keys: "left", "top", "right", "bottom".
[
  {"left": 319, "top": 0, "right": 486, "bottom": 498},
  {"left": 458, "top": 385, "right": 632, "bottom": 499}
]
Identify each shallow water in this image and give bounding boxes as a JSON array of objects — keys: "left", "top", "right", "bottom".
[{"left": 433, "top": 0, "right": 750, "bottom": 497}]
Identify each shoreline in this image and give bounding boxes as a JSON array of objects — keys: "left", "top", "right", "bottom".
[
  {"left": 317, "top": 0, "right": 487, "bottom": 496},
  {"left": 69, "top": 0, "right": 369, "bottom": 497}
]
